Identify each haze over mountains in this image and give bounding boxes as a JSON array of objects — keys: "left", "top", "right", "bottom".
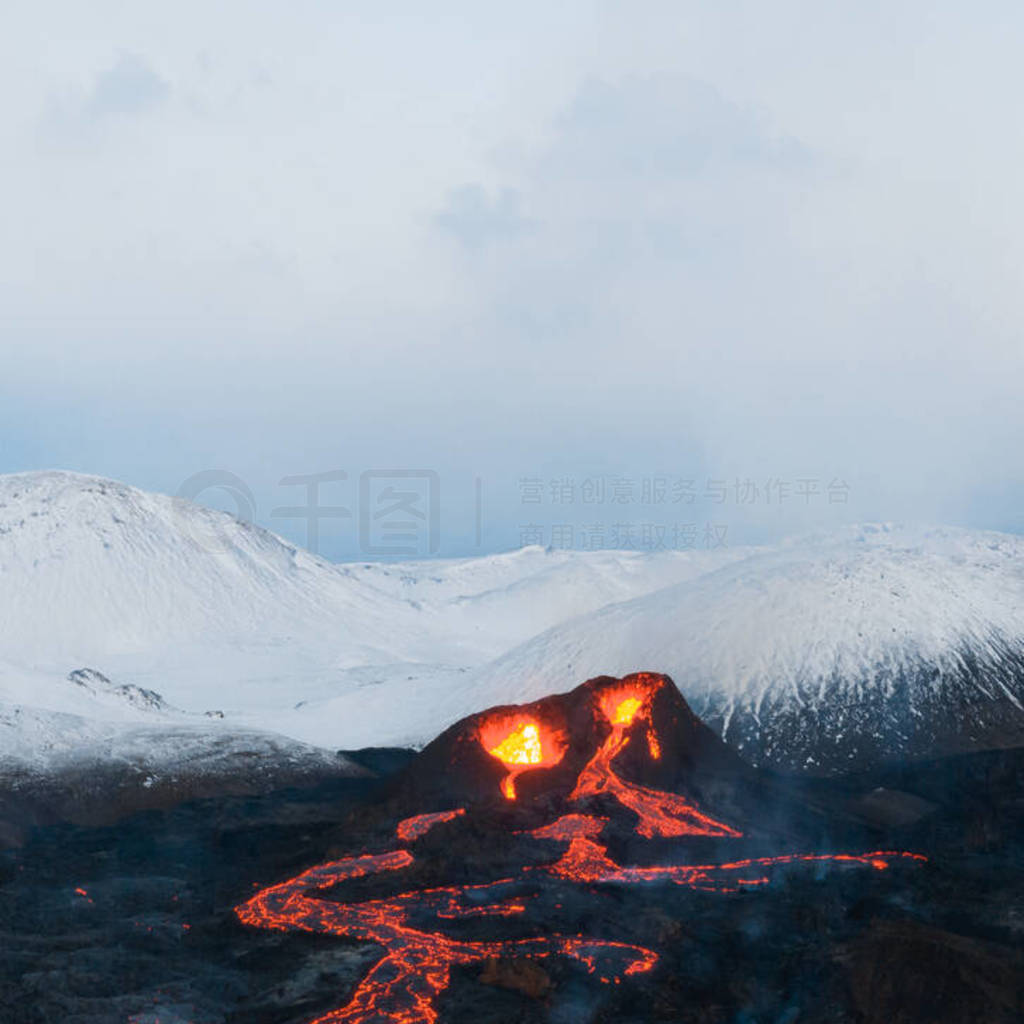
[{"left": 1, "top": 470, "right": 1023, "bottom": 779}]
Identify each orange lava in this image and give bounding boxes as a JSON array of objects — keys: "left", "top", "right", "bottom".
[
  {"left": 235, "top": 676, "right": 928, "bottom": 1024},
  {"left": 489, "top": 721, "right": 542, "bottom": 764},
  {"left": 537, "top": 824, "right": 927, "bottom": 891},
  {"left": 479, "top": 713, "right": 566, "bottom": 800},
  {"left": 396, "top": 809, "right": 466, "bottom": 842},
  {"left": 529, "top": 814, "right": 609, "bottom": 841},
  {"left": 596, "top": 676, "right": 661, "bottom": 728},
  {"left": 236, "top": 807, "right": 926, "bottom": 1023},
  {"left": 647, "top": 730, "right": 662, "bottom": 760},
  {"left": 599, "top": 675, "right": 663, "bottom": 760},
  {"left": 572, "top": 681, "right": 742, "bottom": 838},
  {"left": 611, "top": 696, "right": 643, "bottom": 725},
  {"left": 235, "top": 832, "right": 657, "bottom": 1023}
]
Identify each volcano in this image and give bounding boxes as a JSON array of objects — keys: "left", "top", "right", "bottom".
[{"left": 235, "top": 674, "right": 926, "bottom": 1024}]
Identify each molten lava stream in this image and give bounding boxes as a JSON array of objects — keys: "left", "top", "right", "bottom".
[
  {"left": 573, "top": 690, "right": 743, "bottom": 838},
  {"left": 396, "top": 809, "right": 466, "bottom": 842},
  {"left": 530, "top": 814, "right": 927, "bottom": 892},
  {"left": 236, "top": 827, "right": 657, "bottom": 1024},
  {"left": 236, "top": 678, "right": 928, "bottom": 1024}
]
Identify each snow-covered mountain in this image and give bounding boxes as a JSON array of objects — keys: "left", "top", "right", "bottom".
[
  {"left": 0, "top": 469, "right": 452, "bottom": 669},
  {"left": 2, "top": 471, "right": 1023, "bottom": 779},
  {"left": 451, "top": 524, "right": 1024, "bottom": 771},
  {"left": 0, "top": 471, "right": 738, "bottom": 770}
]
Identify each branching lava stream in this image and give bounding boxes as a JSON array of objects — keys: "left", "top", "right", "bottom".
[{"left": 236, "top": 675, "right": 926, "bottom": 1024}]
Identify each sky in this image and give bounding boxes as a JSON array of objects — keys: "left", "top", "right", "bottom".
[{"left": 1, "top": 2, "right": 1022, "bottom": 559}]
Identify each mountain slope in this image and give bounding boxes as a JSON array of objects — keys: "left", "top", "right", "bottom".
[
  {"left": 0, "top": 471, "right": 742, "bottom": 767},
  {"left": 350, "top": 543, "right": 754, "bottom": 657},
  {"left": 0, "top": 470, "right": 436, "bottom": 668},
  {"left": 452, "top": 524, "right": 1024, "bottom": 771},
  {"left": 3, "top": 472, "right": 1024, "bottom": 776}
]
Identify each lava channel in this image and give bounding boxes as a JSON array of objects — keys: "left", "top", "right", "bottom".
[
  {"left": 237, "top": 676, "right": 927, "bottom": 1024},
  {"left": 235, "top": 835, "right": 657, "bottom": 1024},
  {"left": 396, "top": 809, "right": 466, "bottom": 842},
  {"left": 530, "top": 814, "right": 927, "bottom": 891},
  {"left": 571, "top": 682, "right": 743, "bottom": 838}
]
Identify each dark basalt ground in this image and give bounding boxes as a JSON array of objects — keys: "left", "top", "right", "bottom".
[{"left": 2, "top": 732, "right": 1024, "bottom": 1021}]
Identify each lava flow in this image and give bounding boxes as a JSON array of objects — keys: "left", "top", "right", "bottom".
[
  {"left": 396, "top": 809, "right": 466, "bottom": 842},
  {"left": 572, "top": 675, "right": 742, "bottom": 838},
  {"left": 235, "top": 811, "right": 657, "bottom": 1024},
  {"left": 236, "top": 672, "right": 927, "bottom": 1024},
  {"left": 532, "top": 812, "right": 927, "bottom": 891}
]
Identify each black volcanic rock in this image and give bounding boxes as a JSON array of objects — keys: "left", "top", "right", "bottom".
[
  {"left": 839, "top": 920, "right": 1024, "bottom": 1023},
  {"left": 3, "top": 676, "right": 1024, "bottom": 1024},
  {"left": 850, "top": 787, "right": 938, "bottom": 828}
]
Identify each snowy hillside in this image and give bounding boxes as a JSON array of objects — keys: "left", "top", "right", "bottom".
[
  {"left": 0, "top": 470, "right": 446, "bottom": 668},
  {"left": 451, "top": 524, "right": 1024, "bottom": 771},
  {"left": 349, "top": 543, "right": 752, "bottom": 657},
  {"left": 0, "top": 471, "right": 743, "bottom": 771},
  {"left": 2, "top": 471, "right": 1023, "bottom": 778}
]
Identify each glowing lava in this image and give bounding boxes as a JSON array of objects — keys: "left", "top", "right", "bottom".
[
  {"left": 489, "top": 721, "right": 540, "bottom": 800},
  {"left": 598, "top": 675, "right": 663, "bottom": 759},
  {"left": 531, "top": 813, "right": 926, "bottom": 890},
  {"left": 235, "top": 815, "right": 657, "bottom": 1024},
  {"left": 236, "top": 674, "right": 928, "bottom": 1024},
  {"left": 530, "top": 813, "right": 609, "bottom": 842},
  {"left": 480, "top": 714, "right": 566, "bottom": 799},
  {"left": 490, "top": 721, "right": 541, "bottom": 764},
  {"left": 396, "top": 809, "right": 466, "bottom": 842},
  {"left": 572, "top": 679, "right": 742, "bottom": 838},
  {"left": 611, "top": 696, "right": 643, "bottom": 725},
  {"left": 237, "top": 807, "right": 926, "bottom": 1023}
]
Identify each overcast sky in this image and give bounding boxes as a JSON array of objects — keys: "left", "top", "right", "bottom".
[{"left": 2, "top": 2, "right": 1022, "bottom": 558}]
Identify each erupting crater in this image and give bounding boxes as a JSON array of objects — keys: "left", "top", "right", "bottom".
[
  {"left": 569, "top": 673, "right": 743, "bottom": 838},
  {"left": 235, "top": 672, "right": 927, "bottom": 1024},
  {"left": 478, "top": 713, "right": 566, "bottom": 799}
]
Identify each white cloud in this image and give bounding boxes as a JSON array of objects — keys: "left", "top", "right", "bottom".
[{"left": 0, "top": 2, "right": 1022, "bottom": 552}]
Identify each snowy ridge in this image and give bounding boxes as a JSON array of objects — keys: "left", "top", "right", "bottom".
[
  {"left": 0, "top": 470, "right": 440, "bottom": 667},
  {"left": 0, "top": 660, "right": 361, "bottom": 792},
  {"left": 0, "top": 471, "right": 744, "bottom": 775},
  {"left": 454, "top": 524, "right": 1024, "bottom": 769},
  {"left": 1, "top": 472, "right": 1023, "bottom": 776}
]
